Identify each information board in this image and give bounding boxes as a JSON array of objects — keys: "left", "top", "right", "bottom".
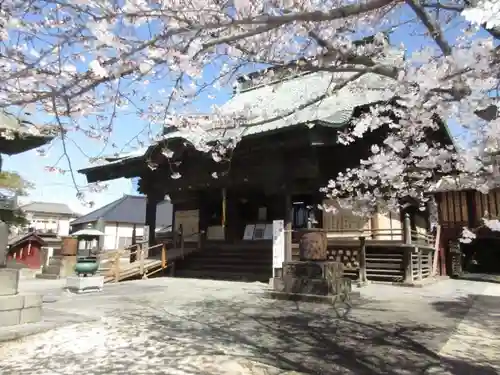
[{"left": 272, "top": 220, "right": 285, "bottom": 276}]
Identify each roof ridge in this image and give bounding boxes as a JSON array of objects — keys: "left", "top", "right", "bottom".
[
  {"left": 19, "top": 201, "right": 77, "bottom": 215},
  {"left": 21, "top": 201, "right": 71, "bottom": 206}
]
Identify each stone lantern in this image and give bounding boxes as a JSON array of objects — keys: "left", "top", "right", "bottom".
[
  {"left": 65, "top": 224, "right": 106, "bottom": 293},
  {"left": 71, "top": 224, "right": 105, "bottom": 276}
]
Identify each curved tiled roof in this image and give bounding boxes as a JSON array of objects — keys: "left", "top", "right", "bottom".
[{"left": 79, "top": 71, "right": 394, "bottom": 174}]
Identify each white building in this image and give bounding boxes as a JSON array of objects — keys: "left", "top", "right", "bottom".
[
  {"left": 69, "top": 195, "right": 172, "bottom": 251},
  {"left": 20, "top": 202, "right": 80, "bottom": 236}
]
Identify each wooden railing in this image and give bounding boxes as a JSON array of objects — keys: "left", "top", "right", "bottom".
[
  {"left": 290, "top": 220, "right": 442, "bottom": 285},
  {"left": 99, "top": 242, "right": 167, "bottom": 282},
  {"left": 321, "top": 213, "right": 436, "bottom": 248},
  {"left": 98, "top": 226, "right": 205, "bottom": 283}
]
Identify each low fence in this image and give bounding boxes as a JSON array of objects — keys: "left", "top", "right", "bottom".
[
  {"left": 291, "top": 221, "right": 439, "bottom": 284},
  {"left": 99, "top": 243, "right": 167, "bottom": 283}
]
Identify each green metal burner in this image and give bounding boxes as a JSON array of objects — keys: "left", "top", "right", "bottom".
[{"left": 74, "top": 257, "right": 99, "bottom": 276}]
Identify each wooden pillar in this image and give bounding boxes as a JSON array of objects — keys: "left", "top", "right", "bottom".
[
  {"left": 403, "top": 247, "right": 413, "bottom": 284},
  {"left": 402, "top": 211, "right": 414, "bottom": 283},
  {"left": 220, "top": 187, "right": 229, "bottom": 242},
  {"left": 428, "top": 249, "right": 434, "bottom": 277},
  {"left": 358, "top": 236, "right": 368, "bottom": 285},
  {"left": 130, "top": 224, "right": 137, "bottom": 263},
  {"left": 417, "top": 249, "right": 423, "bottom": 281},
  {"left": 284, "top": 192, "right": 293, "bottom": 263},
  {"left": 370, "top": 214, "right": 378, "bottom": 240},
  {"left": 466, "top": 190, "right": 476, "bottom": 228},
  {"left": 403, "top": 213, "right": 412, "bottom": 245},
  {"left": 171, "top": 203, "right": 178, "bottom": 247},
  {"left": 145, "top": 193, "right": 161, "bottom": 249},
  {"left": 424, "top": 202, "right": 431, "bottom": 233},
  {"left": 197, "top": 194, "right": 208, "bottom": 248}
]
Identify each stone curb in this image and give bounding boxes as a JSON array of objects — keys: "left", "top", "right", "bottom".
[{"left": 0, "top": 309, "right": 99, "bottom": 343}]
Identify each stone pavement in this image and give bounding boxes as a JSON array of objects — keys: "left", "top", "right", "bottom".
[{"left": 0, "top": 278, "right": 498, "bottom": 374}]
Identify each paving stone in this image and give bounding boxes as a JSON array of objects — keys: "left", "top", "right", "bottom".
[{"left": 0, "top": 278, "right": 497, "bottom": 374}]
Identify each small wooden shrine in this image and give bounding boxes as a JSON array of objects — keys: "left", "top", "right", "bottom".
[{"left": 79, "top": 65, "right": 453, "bottom": 284}]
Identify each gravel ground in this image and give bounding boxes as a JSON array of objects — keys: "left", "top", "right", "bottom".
[{"left": 1, "top": 278, "right": 499, "bottom": 375}]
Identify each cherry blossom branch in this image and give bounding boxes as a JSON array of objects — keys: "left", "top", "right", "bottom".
[{"left": 405, "top": 0, "right": 453, "bottom": 55}]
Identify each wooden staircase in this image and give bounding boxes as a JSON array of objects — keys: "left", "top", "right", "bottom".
[
  {"left": 173, "top": 241, "right": 272, "bottom": 282},
  {"left": 100, "top": 243, "right": 199, "bottom": 283}
]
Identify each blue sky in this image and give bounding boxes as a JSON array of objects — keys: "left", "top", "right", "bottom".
[
  {"left": 5, "top": 8, "right": 478, "bottom": 214},
  {"left": 5, "top": 61, "right": 233, "bottom": 214}
]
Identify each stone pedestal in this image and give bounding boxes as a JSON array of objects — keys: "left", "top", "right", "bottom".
[
  {"left": 282, "top": 261, "right": 348, "bottom": 295},
  {"left": 0, "top": 268, "right": 43, "bottom": 327},
  {"left": 66, "top": 275, "right": 104, "bottom": 293},
  {"left": 266, "top": 261, "right": 358, "bottom": 305}
]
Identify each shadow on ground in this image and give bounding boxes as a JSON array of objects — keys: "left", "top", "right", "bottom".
[
  {"left": 1, "top": 286, "right": 499, "bottom": 375},
  {"left": 456, "top": 273, "right": 500, "bottom": 285},
  {"left": 431, "top": 293, "right": 500, "bottom": 326},
  {"left": 430, "top": 293, "right": 500, "bottom": 373}
]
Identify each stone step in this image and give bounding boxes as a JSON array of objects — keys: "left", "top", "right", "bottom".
[
  {"left": 48, "top": 254, "right": 65, "bottom": 261},
  {"left": 175, "top": 269, "right": 270, "bottom": 282},
  {"left": 185, "top": 256, "right": 271, "bottom": 266},
  {"left": 35, "top": 273, "right": 60, "bottom": 280},
  {"left": 183, "top": 262, "right": 269, "bottom": 273},
  {"left": 48, "top": 259, "right": 63, "bottom": 267},
  {"left": 42, "top": 265, "right": 62, "bottom": 275},
  {"left": 47, "top": 254, "right": 65, "bottom": 260}
]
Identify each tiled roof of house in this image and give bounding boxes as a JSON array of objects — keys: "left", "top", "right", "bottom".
[
  {"left": 70, "top": 195, "right": 172, "bottom": 227},
  {"left": 20, "top": 202, "right": 78, "bottom": 216}
]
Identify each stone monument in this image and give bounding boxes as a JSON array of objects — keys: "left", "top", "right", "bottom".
[{"left": 269, "top": 228, "right": 357, "bottom": 304}]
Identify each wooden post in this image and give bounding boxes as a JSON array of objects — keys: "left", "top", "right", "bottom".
[
  {"left": 114, "top": 251, "right": 120, "bottom": 283},
  {"left": 130, "top": 224, "right": 137, "bottom": 263},
  {"left": 221, "top": 188, "right": 227, "bottom": 228},
  {"left": 370, "top": 215, "right": 378, "bottom": 240},
  {"left": 179, "top": 224, "right": 184, "bottom": 258},
  {"left": 358, "top": 236, "right": 368, "bottom": 285},
  {"left": 170, "top": 260, "right": 176, "bottom": 277},
  {"left": 403, "top": 247, "right": 413, "bottom": 284},
  {"left": 417, "top": 249, "right": 423, "bottom": 281},
  {"left": 427, "top": 249, "right": 433, "bottom": 278},
  {"left": 403, "top": 213, "right": 412, "bottom": 245},
  {"left": 284, "top": 193, "right": 293, "bottom": 263},
  {"left": 139, "top": 244, "right": 144, "bottom": 275},
  {"left": 432, "top": 225, "right": 441, "bottom": 276},
  {"left": 172, "top": 203, "right": 178, "bottom": 247},
  {"left": 161, "top": 244, "right": 167, "bottom": 268},
  {"left": 145, "top": 193, "right": 160, "bottom": 248}
]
